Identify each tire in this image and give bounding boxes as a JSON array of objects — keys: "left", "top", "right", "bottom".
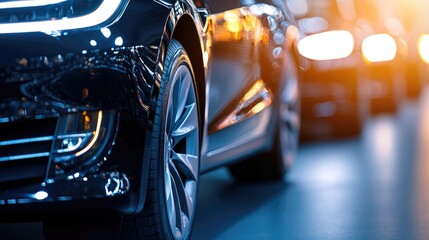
[
  {"left": 228, "top": 53, "right": 300, "bottom": 181},
  {"left": 44, "top": 40, "right": 201, "bottom": 240},
  {"left": 132, "top": 40, "right": 200, "bottom": 239}
]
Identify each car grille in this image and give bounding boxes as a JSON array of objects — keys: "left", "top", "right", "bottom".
[{"left": 0, "top": 117, "right": 57, "bottom": 185}]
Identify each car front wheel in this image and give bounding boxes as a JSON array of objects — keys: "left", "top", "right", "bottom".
[
  {"left": 133, "top": 40, "right": 201, "bottom": 240},
  {"left": 44, "top": 40, "right": 201, "bottom": 240}
]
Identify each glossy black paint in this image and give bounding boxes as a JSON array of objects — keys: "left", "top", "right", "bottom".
[
  {"left": 0, "top": 0, "right": 300, "bottom": 220},
  {"left": 0, "top": 0, "right": 205, "bottom": 217}
]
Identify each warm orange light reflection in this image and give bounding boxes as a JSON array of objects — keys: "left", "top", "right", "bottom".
[
  {"left": 251, "top": 102, "right": 267, "bottom": 115},
  {"left": 243, "top": 80, "right": 264, "bottom": 102},
  {"left": 298, "top": 30, "right": 354, "bottom": 61},
  {"left": 75, "top": 111, "right": 102, "bottom": 157},
  {"left": 362, "top": 34, "right": 397, "bottom": 63},
  {"left": 209, "top": 8, "right": 265, "bottom": 44},
  {"left": 418, "top": 34, "right": 429, "bottom": 64},
  {"left": 224, "top": 12, "right": 242, "bottom": 33},
  {"left": 215, "top": 80, "right": 272, "bottom": 131}
]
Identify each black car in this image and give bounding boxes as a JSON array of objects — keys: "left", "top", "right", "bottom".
[{"left": 0, "top": 0, "right": 301, "bottom": 239}]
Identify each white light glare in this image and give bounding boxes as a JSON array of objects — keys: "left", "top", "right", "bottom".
[
  {"left": 34, "top": 191, "right": 48, "bottom": 200},
  {"left": 418, "top": 34, "right": 429, "bottom": 64},
  {"left": 362, "top": 34, "right": 397, "bottom": 63},
  {"left": 90, "top": 40, "right": 97, "bottom": 46},
  {"left": 114, "top": 36, "right": 123, "bottom": 46},
  {"left": 101, "top": 27, "right": 111, "bottom": 38},
  {"left": 0, "top": 0, "right": 66, "bottom": 9},
  {"left": 0, "top": 0, "right": 123, "bottom": 34},
  {"left": 298, "top": 30, "right": 354, "bottom": 61}
]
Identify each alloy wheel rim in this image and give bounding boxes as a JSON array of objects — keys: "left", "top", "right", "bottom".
[
  {"left": 279, "top": 58, "right": 300, "bottom": 167},
  {"left": 164, "top": 63, "right": 199, "bottom": 240}
]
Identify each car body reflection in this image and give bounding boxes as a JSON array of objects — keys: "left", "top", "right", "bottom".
[{"left": 0, "top": 0, "right": 302, "bottom": 239}]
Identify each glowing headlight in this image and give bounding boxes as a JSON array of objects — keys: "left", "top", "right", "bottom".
[
  {"left": 0, "top": 0, "right": 66, "bottom": 9},
  {"left": 51, "top": 110, "right": 117, "bottom": 175},
  {"left": 362, "top": 34, "right": 397, "bottom": 63},
  {"left": 418, "top": 34, "right": 429, "bottom": 64},
  {"left": 298, "top": 30, "right": 354, "bottom": 61},
  {"left": 0, "top": 0, "right": 129, "bottom": 34}
]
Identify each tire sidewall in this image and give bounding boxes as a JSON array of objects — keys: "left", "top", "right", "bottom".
[{"left": 154, "top": 41, "right": 200, "bottom": 240}]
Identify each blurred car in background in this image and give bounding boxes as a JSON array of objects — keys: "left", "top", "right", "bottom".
[
  {"left": 356, "top": 1, "right": 408, "bottom": 114},
  {"left": 292, "top": 0, "right": 409, "bottom": 140},
  {"left": 293, "top": 0, "right": 367, "bottom": 139}
]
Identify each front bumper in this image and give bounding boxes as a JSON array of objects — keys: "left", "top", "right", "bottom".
[
  {"left": 0, "top": 37, "right": 156, "bottom": 219},
  {"left": 0, "top": 170, "right": 138, "bottom": 220},
  {"left": 0, "top": 0, "right": 173, "bottom": 219},
  {"left": 0, "top": 171, "right": 131, "bottom": 206},
  {"left": 0, "top": 107, "right": 146, "bottom": 218}
]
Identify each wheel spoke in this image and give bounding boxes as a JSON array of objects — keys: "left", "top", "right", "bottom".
[
  {"left": 282, "top": 76, "right": 299, "bottom": 105},
  {"left": 165, "top": 167, "right": 178, "bottom": 234},
  {"left": 162, "top": 52, "right": 199, "bottom": 240},
  {"left": 169, "top": 161, "right": 194, "bottom": 217},
  {"left": 280, "top": 108, "right": 300, "bottom": 132},
  {"left": 177, "top": 70, "right": 191, "bottom": 121},
  {"left": 169, "top": 171, "right": 183, "bottom": 233},
  {"left": 172, "top": 102, "right": 197, "bottom": 145},
  {"left": 173, "top": 68, "right": 191, "bottom": 124},
  {"left": 171, "top": 149, "right": 198, "bottom": 181}
]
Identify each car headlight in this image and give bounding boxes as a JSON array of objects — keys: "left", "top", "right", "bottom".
[
  {"left": 0, "top": 0, "right": 129, "bottom": 34},
  {"left": 418, "top": 34, "right": 429, "bottom": 64},
  {"left": 298, "top": 30, "right": 354, "bottom": 61},
  {"left": 362, "top": 34, "right": 397, "bottom": 63},
  {"left": 51, "top": 110, "right": 118, "bottom": 175}
]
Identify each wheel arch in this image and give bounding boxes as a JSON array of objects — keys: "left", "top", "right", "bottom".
[{"left": 172, "top": 14, "right": 206, "bottom": 128}]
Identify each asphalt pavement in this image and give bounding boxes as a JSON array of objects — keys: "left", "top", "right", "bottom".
[
  {"left": 192, "top": 94, "right": 428, "bottom": 239},
  {"left": 2, "top": 91, "right": 429, "bottom": 239}
]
